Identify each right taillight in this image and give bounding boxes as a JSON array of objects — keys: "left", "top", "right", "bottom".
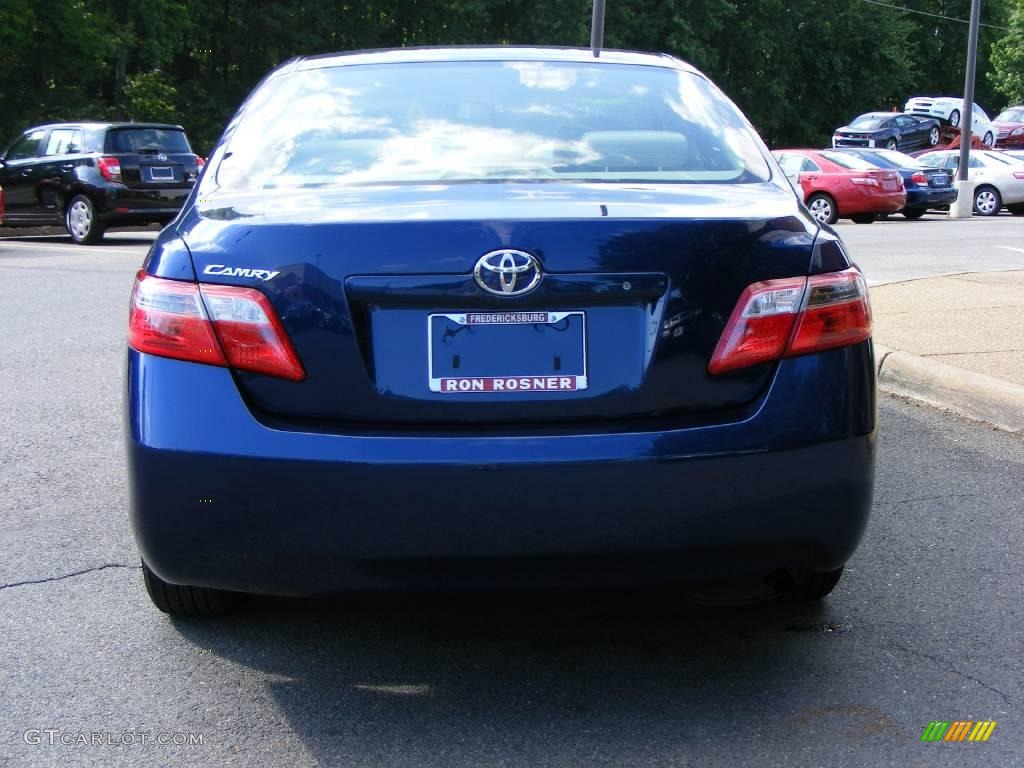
[
  {"left": 128, "top": 271, "right": 304, "bottom": 381},
  {"left": 911, "top": 171, "right": 929, "bottom": 185},
  {"left": 709, "top": 268, "right": 871, "bottom": 375},
  {"left": 97, "top": 156, "right": 122, "bottom": 183}
]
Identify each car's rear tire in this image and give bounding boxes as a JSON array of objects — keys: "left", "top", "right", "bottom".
[
  {"left": 983, "top": 131, "right": 994, "bottom": 147},
  {"left": 142, "top": 559, "right": 235, "bottom": 617},
  {"left": 65, "top": 194, "right": 105, "bottom": 245},
  {"left": 1008, "top": 203, "right": 1024, "bottom": 216},
  {"left": 973, "top": 185, "right": 1002, "bottom": 216},
  {"left": 928, "top": 126, "right": 940, "bottom": 146},
  {"left": 850, "top": 213, "right": 877, "bottom": 224},
  {"left": 902, "top": 207, "right": 927, "bottom": 220},
  {"left": 791, "top": 567, "right": 844, "bottom": 600},
  {"left": 948, "top": 109, "right": 961, "bottom": 128},
  {"left": 885, "top": 137, "right": 898, "bottom": 151},
  {"left": 806, "top": 193, "right": 838, "bottom": 225}
]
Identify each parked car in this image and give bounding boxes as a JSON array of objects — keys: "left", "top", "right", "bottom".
[
  {"left": 126, "top": 47, "right": 876, "bottom": 616},
  {"left": 833, "top": 148, "right": 957, "bottom": 218},
  {"left": 832, "top": 112, "right": 940, "bottom": 151},
  {"left": 993, "top": 106, "right": 1024, "bottom": 148},
  {"left": 917, "top": 149, "right": 1024, "bottom": 215},
  {"left": 773, "top": 148, "right": 906, "bottom": 224},
  {"left": 904, "top": 97, "right": 995, "bottom": 146},
  {"left": 0, "top": 122, "right": 203, "bottom": 244}
]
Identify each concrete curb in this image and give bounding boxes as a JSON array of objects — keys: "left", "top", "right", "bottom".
[{"left": 875, "top": 343, "right": 1024, "bottom": 434}]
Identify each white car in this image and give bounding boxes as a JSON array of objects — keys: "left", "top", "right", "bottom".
[
  {"left": 917, "top": 149, "right": 1024, "bottom": 215},
  {"left": 905, "top": 97, "right": 995, "bottom": 146}
]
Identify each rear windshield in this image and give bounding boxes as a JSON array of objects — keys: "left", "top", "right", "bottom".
[
  {"left": 865, "top": 149, "right": 926, "bottom": 169},
  {"left": 821, "top": 150, "right": 880, "bottom": 170},
  {"left": 215, "top": 61, "right": 772, "bottom": 189},
  {"left": 848, "top": 115, "right": 888, "bottom": 130},
  {"left": 105, "top": 128, "right": 191, "bottom": 154}
]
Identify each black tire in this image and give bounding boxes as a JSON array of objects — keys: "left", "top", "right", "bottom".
[
  {"left": 973, "top": 185, "right": 1002, "bottom": 216},
  {"left": 927, "top": 126, "right": 940, "bottom": 146},
  {"left": 902, "top": 207, "right": 927, "bottom": 220},
  {"left": 791, "top": 567, "right": 844, "bottom": 600},
  {"left": 884, "top": 137, "right": 898, "bottom": 151},
  {"left": 983, "top": 132, "right": 994, "bottom": 147},
  {"left": 850, "top": 213, "right": 877, "bottom": 224},
  {"left": 948, "top": 108, "right": 961, "bottom": 128},
  {"left": 142, "top": 559, "right": 234, "bottom": 617},
  {"left": 806, "top": 193, "right": 838, "bottom": 225},
  {"left": 65, "top": 194, "right": 105, "bottom": 244},
  {"left": 1008, "top": 203, "right": 1024, "bottom": 216}
]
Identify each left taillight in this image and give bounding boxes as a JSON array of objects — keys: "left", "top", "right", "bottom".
[
  {"left": 97, "top": 156, "right": 122, "bottom": 183},
  {"left": 708, "top": 268, "right": 871, "bottom": 375},
  {"left": 128, "top": 271, "right": 304, "bottom": 381}
]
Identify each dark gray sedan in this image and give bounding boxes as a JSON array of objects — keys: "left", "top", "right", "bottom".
[{"left": 832, "top": 112, "right": 941, "bottom": 152}]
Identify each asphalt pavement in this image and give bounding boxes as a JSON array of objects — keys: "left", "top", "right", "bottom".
[
  {"left": 1, "top": 226, "right": 1022, "bottom": 767},
  {"left": 837, "top": 214, "right": 1024, "bottom": 285}
]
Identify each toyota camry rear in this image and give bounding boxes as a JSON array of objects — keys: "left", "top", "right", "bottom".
[{"left": 125, "top": 48, "right": 876, "bottom": 616}]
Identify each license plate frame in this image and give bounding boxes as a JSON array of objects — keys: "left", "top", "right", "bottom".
[
  {"left": 427, "top": 310, "right": 588, "bottom": 394},
  {"left": 148, "top": 166, "right": 174, "bottom": 181}
]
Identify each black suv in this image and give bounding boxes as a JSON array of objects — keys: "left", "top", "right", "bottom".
[{"left": 0, "top": 122, "right": 202, "bottom": 244}]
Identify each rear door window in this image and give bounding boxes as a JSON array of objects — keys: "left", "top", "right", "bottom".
[
  {"left": 105, "top": 128, "right": 191, "bottom": 154},
  {"left": 44, "top": 129, "right": 82, "bottom": 155}
]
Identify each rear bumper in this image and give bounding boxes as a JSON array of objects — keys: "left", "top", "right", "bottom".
[
  {"left": 126, "top": 344, "right": 877, "bottom": 595},
  {"left": 842, "top": 188, "right": 906, "bottom": 215},
  {"left": 905, "top": 188, "right": 958, "bottom": 207},
  {"left": 96, "top": 185, "right": 191, "bottom": 223}
]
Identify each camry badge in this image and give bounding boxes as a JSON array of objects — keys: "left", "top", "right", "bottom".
[{"left": 473, "top": 249, "right": 542, "bottom": 296}]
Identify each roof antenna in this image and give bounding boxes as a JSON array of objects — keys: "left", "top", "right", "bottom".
[{"left": 591, "top": 0, "right": 606, "bottom": 57}]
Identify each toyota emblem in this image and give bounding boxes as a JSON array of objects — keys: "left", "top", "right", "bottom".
[{"left": 473, "top": 249, "right": 542, "bottom": 296}]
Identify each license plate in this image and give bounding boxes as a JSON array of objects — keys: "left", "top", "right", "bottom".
[
  {"left": 428, "top": 311, "right": 587, "bottom": 393},
  {"left": 934, "top": 174, "right": 949, "bottom": 186},
  {"left": 148, "top": 166, "right": 174, "bottom": 181}
]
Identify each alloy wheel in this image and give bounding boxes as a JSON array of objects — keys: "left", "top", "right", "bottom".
[
  {"left": 928, "top": 127, "right": 940, "bottom": 146},
  {"left": 808, "top": 197, "right": 833, "bottom": 224},
  {"left": 975, "top": 189, "right": 999, "bottom": 215},
  {"left": 67, "top": 200, "right": 92, "bottom": 240}
]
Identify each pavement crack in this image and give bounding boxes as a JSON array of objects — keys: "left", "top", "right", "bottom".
[
  {"left": 890, "top": 642, "right": 1015, "bottom": 708},
  {"left": 876, "top": 493, "right": 977, "bottom": 505},
  {"left": 0, "top": 563, "right": 141, "bottom": 591}
]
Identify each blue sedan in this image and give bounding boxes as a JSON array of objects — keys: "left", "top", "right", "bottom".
[
  {"left": 831, "top": 147, "right": 958, "bottom": 219},
  {"left": 126, "top": 47, "right": 876, "bottom": 615}
]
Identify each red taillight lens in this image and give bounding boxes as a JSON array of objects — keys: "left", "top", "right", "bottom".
[
  {"left": 911, "top": 171, "right": 928, "bottom": 185},
  {"left": 787, "top": 270, "right": 872, "bottom": 356},
  {"left": 97, "top": 156, "right": 122, "bottom": 183},
  {"left": 709, "top": 268, "right": 871, "bottom": 375},
  {"left": 199, "top": 284, "right": 304, "bottom": 381},
  {"left": 708, "top": 278, "right": 806, "bottom": 374},
  {"left": 128, "top": 272, "right": 304, "bottom": 381},
  {"left": 849, "top": 175, "right": 879, "bottom": 186},
  {"left": 1014, "top": 171, "right": 1024, "bottom": 180},
  {"left": 196, "top": 156, "right": 206, "bottom": 170}
]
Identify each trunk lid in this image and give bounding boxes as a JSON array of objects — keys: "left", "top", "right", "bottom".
[{"left": 181, "top": 182, "right": 816, "bottom": 425}]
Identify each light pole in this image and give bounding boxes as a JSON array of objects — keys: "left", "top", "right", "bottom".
[{"left": 950, "top": 0, "right": 983, "bottom": 218}]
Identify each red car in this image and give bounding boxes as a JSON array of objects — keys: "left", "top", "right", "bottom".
[
  {"left": 773, "top": 149, "right": 906, "bottom": 224},
  {"left": 994, "top": 106, "right": 1024, "bottom": 148}
]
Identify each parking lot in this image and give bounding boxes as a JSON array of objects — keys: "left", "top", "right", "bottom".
[{"left": 1, "top": 219, "right": 1023, "bottom": 767}]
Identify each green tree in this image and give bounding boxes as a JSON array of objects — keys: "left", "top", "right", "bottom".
[{"left": 989, "top": 0, "right": 1024, "bottom": 105}]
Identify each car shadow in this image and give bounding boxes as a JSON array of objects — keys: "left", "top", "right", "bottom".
[{"left": 170, "top": 586, "right": 858, "bottom": 765}]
